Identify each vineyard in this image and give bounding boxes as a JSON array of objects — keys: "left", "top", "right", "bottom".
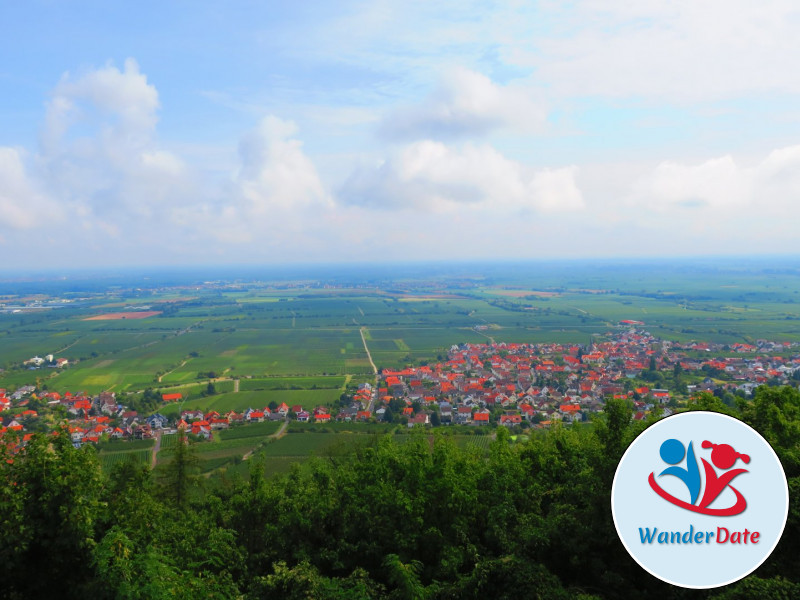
[{"left": 99, "top": 449, "right": 153, "bottom": 471}]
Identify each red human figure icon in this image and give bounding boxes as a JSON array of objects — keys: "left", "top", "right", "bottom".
[{"left": 698, "top": 441, "right": 750, "bottom": 511}]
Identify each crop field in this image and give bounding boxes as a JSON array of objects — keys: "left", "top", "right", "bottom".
[
  {"left": 237, "top": 375, "right": 346, "bottom": 391},
  {"left": 158, "top": 388, "right": 342, "bottom": 417},
  {"left": 287, "top": 422, "right": 397, "bottom": 434},
  {"left": 4, "top": 260, "right": 800, "bottom": 398},
  {"left": 98, "top": 448, "right": 153, "bottom": 471},
  {"left": 219, "top": 421, "right": 282, "bottom": 439}
]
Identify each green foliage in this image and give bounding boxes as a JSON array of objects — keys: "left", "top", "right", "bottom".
[
  {"left": 0, "top": 430, "right": 104, "bottom": 599},
  {"left": 156, "top": 429, "right": 202, "bottom": 510},
  {"left": 1, "top": 387, "right": 799, "bottom": 598}
]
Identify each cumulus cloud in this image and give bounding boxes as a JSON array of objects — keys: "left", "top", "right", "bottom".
[
  {"left": 339, "top": 140, "right": 584, "bottom": 213},
  {"left": 379, "top": 67, "right": 544, "bottom": 140},
  {"left": 635, "top": 144, "right": 800, "bottom": 212},
  {"left": 0, "top": 147, "right": 59, "bottom": 229},
  {"left": 237, "top": 116, "right": 331, "bottom": 213},
  {"left": 33, "top": 59, "right": 194, "bottom": 230},
  {"left": 42, "top": 58, "right": 159, "bottom": 154},
  {"left": 173, "top": 116, "right": 334, "bottom": 247}
]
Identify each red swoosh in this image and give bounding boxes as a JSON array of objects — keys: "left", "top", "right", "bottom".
[{"left": 648, "top": 472, "right": 747, "bottom": 516}]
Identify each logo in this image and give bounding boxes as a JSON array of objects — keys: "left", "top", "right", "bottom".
[
  {"left": 611, "top": 411, "right": 789, "bottom": 589},
  {"left": 648, "top": 438, "right": 749, "bottom": 516}
]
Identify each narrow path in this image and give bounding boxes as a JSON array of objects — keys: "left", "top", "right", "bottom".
[
  {"left": 472, "top": 328, "right": 496, "bottom": 345},
  {"left": 158, "top": 359, "right": 188, "bottom": 383},
  {"left": 242, "top": 419, "right": 288, "bottom": 461},
  {"left": 234, "top": 378, "right": 240, "bottom": 392},
  {"left": 360, "top": 327, "right": 377, "bottom": 376},
  {"left": 55, "top": 336, "right": 83, "bottom": 354},
  {"left": 151, "top": 430, "right": 162, "bottom": 469},
  {"left": 360, "top": 327, "right": 378, "bottom": 412}
]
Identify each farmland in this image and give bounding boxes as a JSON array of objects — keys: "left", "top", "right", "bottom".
[
  {"left": 3, "top": 260, "right": 800, "bottom": 403},
  {"left": 97, "top": 438, "right": 155, "bottom": 472},
  {"left": 3, "top": 260, "right": 800, "bottom": 482}
]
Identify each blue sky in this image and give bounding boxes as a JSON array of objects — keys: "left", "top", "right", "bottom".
[{"left": 3, "top": 1, "right": 800, "bottom": 267}]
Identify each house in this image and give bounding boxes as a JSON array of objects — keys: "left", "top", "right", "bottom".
[
  {"left": 146, "top": 414, "right": 169, "bottom": 430},
  {"left": 162, "top": 393, "right": 182, "bottom": 402},
  {"left": 181, "top": 410, "right": 204, "bottom": 422},
  {"left": 454, "top": 406, "right": 472, "bottom": 424},
  {"left": 407, "top": 412, "right": 430, "bottom": 427},
  {"left": 210, "top": 418, "right": 229, "bottom": 430},
  {"left": 439, "top": 402, "right": 452, "bottom": 424},
  {"left": 191, "top": 420, "right": 212, "bottom": 439},
  {"left": 500, "top": 413, "right": 522, "bottom": 427},
  {"left": 247, "top": 410, "right": 265, "bottom": 423},
  {"left": 296, "top": 410, "right": 310, "bottom": 422},
  {"left": 473, "top": 410, "right": 490, "bottom": 424},
  {"left": 315, "top": 412, "right": 331, "bottom": 423}
]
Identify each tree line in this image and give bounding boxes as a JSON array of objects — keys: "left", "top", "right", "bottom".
[{"left": 0, "top": 387, "right": 798, "bottom": 599}]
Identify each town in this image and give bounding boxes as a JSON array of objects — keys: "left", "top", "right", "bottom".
[{"left": 2, "top": 326, "right": 799, "bottom": 449}]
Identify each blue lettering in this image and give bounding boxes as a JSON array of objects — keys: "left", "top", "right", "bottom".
[
  {"left": 639, "top": 527, "right": 658, "bottom": 543},
  {"left": 682, "top": 525, "right": 694, "bottom": 543},
  {"left": 637, "top": 526, "right": 720, "bottom": 544}
]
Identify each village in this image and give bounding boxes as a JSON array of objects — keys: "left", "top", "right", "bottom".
[{"left": 2, "top": 327, "right": 800, "bottom": 448}]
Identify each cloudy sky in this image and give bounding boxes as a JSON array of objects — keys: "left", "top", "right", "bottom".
[{"left": 3, "top": 1, "right": 800, "bottom": 268}]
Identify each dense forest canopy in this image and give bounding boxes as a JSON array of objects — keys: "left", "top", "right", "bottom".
[{"left": 1, "top": 387, "right": 798, "bottom": 599}]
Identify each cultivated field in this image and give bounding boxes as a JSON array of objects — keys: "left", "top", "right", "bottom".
[{"left": 3, "top": 261, "right": 800, "bottom": 400}]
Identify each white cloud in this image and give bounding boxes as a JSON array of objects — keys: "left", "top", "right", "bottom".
[
  {"left": 32, "top": 59, "right": 195, "bottom": 230},
  {"left": 635, "top": 144, "right": 800, "bottom": 212},
  {"left": 0, "top": 147, "right": 59, "bottom": 229},
  {"left": 46, "top": 58, "right": 159, "bottom": 143},
  {"left": 339, "top": 140, "right": 584, "bottom": 213},
  {"left": 515, "top": 1, "right": 800, "bottom": 103},
  {"left": 236, "top": 116, "right": 331, "bottom": 214},
  {"left": 379, "top": 67, "right": 544, "bottom": 140}
]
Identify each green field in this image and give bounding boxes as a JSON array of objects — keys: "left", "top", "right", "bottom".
[
  {"left": 98, "top": 448, "right": 153, "bottom": 471},
  {"left": 157, "top": 388, "right": 342, "bottom": 417},
  {"left": 4, "top": 261, "right": 800, "bottom": 398}
]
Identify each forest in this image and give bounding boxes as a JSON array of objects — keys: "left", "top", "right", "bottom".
[{"left": 1, "top": 387, "right": 798, "bottom": 600}]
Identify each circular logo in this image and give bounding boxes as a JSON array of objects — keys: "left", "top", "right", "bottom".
[{"left": 611, "top": 411, "right": 789, "bottom": 589}]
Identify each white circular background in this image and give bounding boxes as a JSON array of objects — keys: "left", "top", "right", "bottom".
[{"left": 611, "top": 411, "right": 789, "bottom": 589}]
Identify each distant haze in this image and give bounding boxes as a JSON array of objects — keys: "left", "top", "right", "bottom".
[{"left": 2, "top": 2, "right": 800, "bottom": 267}]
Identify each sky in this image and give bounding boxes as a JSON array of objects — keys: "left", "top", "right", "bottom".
[{"left": 3, "top": 0, "right": 800, "bottom": 268}]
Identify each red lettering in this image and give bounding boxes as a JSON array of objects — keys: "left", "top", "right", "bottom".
[
  {"left": 716, "top": 527, "right": 729, "bottom": 543},
  {"left": 715, "top": 527, "right": 760, "bottom": 544}
]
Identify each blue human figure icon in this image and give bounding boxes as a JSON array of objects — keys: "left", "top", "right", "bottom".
[{"left": 658, "top": 438, "right": 701, "bottom": 505}]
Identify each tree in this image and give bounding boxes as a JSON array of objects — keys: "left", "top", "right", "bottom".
[
  {"left": 0, "top": 429, "right": 104, "bottom": 598},
  {"left": 157, "top": 429, "right": 201, "bottom": 511}
]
